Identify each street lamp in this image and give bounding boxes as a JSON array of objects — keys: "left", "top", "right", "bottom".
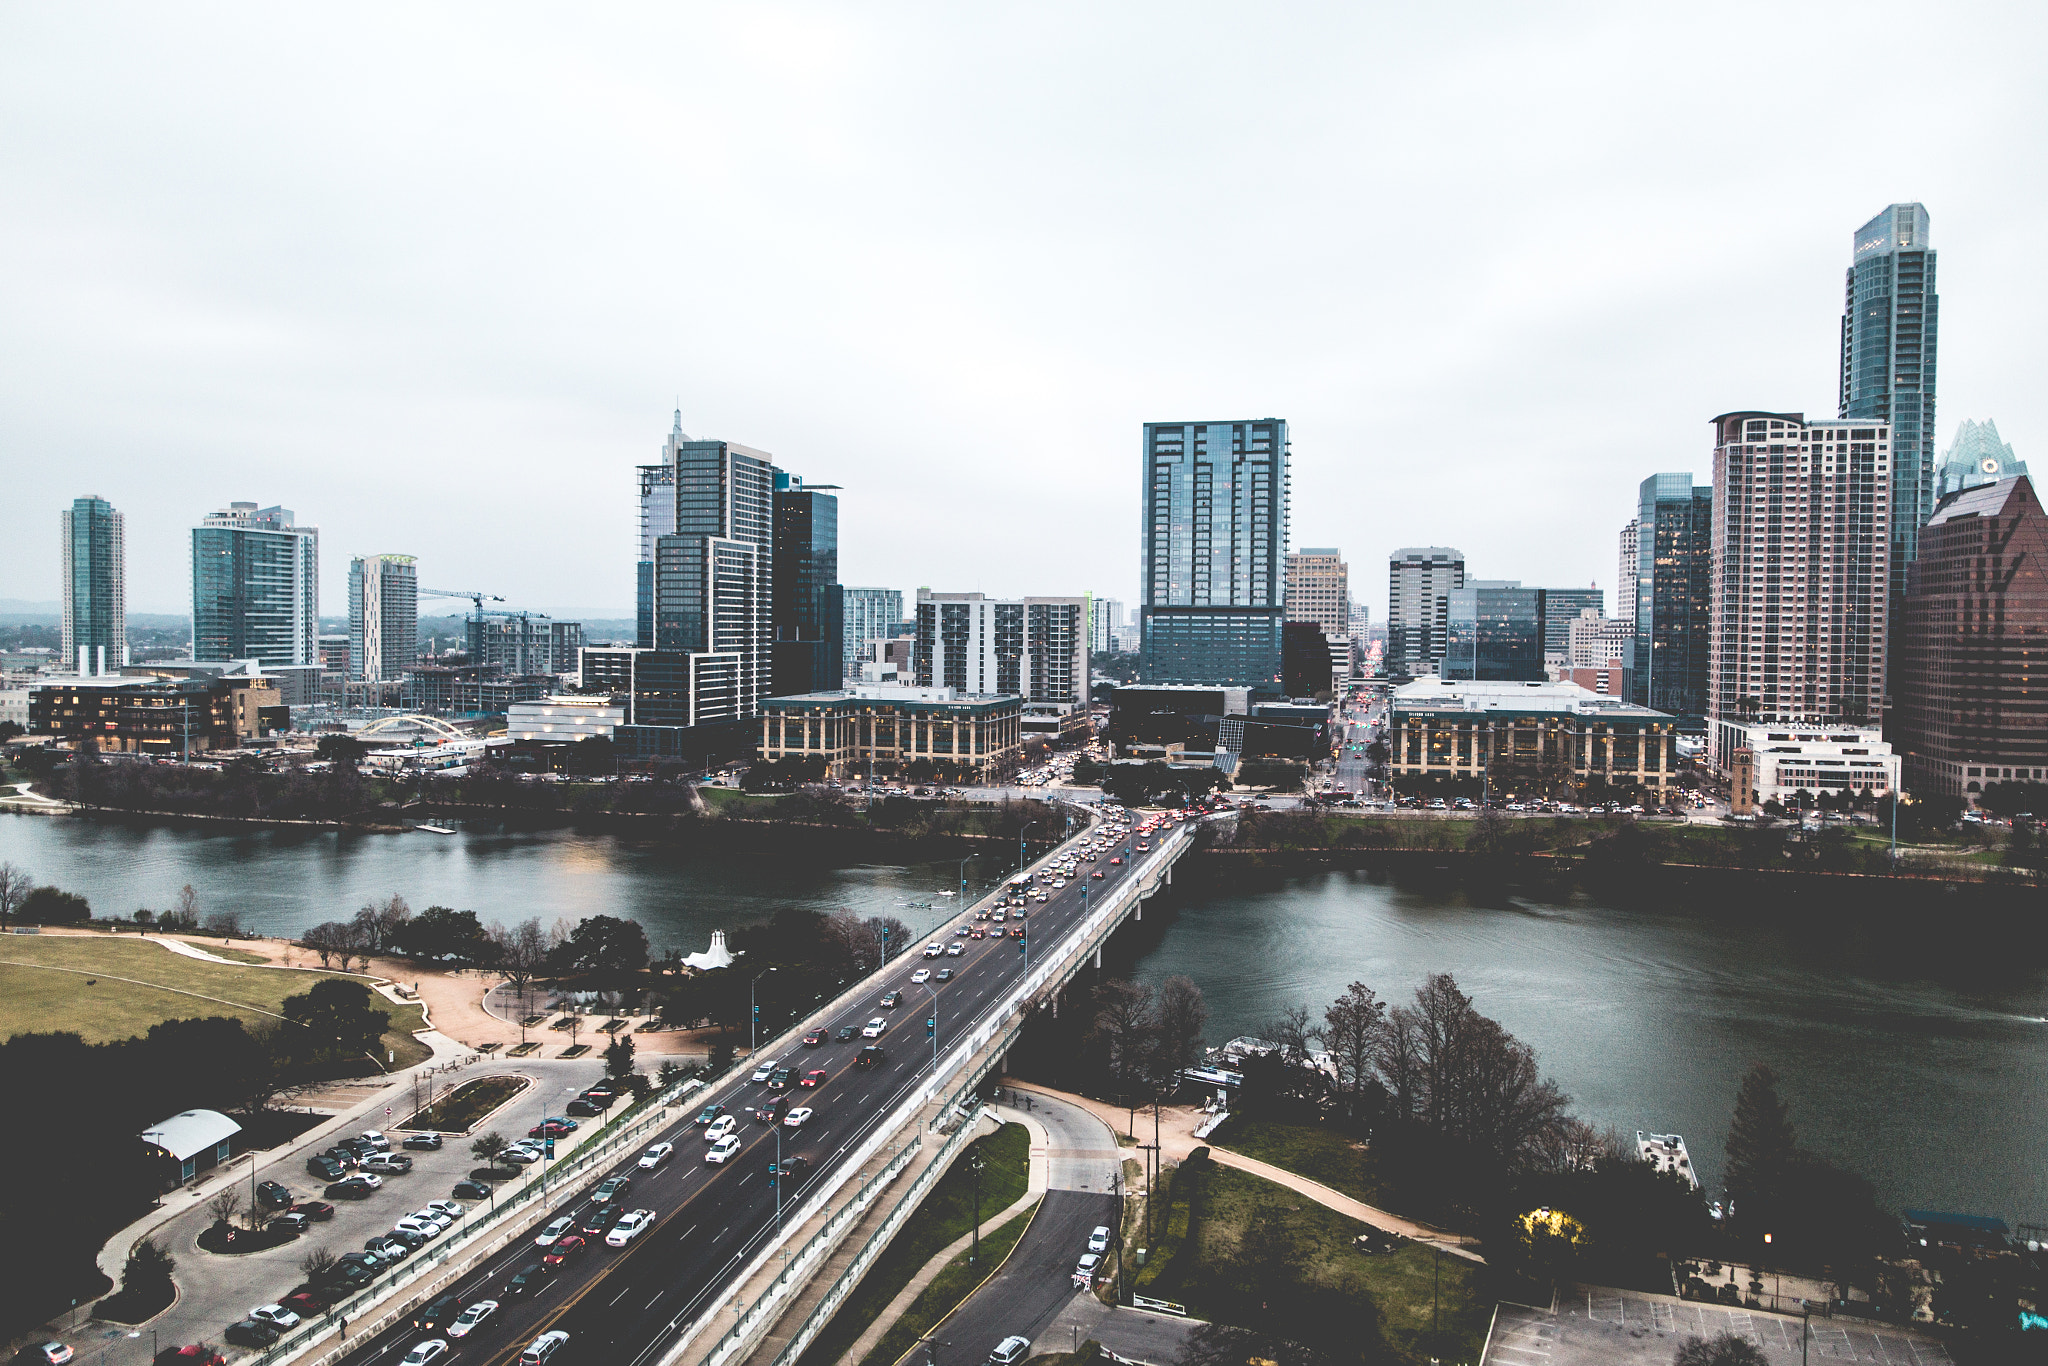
[
  {"left": 957, "top": 855, "right": 972, "bottom": 901},
  {"left": 921, "top": 982, "right": 940, "bottom": 1071},
  {"left": 968, "top": 1152, "right": 984, "bottom": 1265},
  {"left": 1019, "top": 820, "right": 1044, "bottom": 876},
  {"left": 751, "top": 968, "right": 778, "bottom": 1056}
]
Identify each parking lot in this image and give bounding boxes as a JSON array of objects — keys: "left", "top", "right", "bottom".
[{"left": 1486, "top": 1292, "right": 1952, "bottom": 1366}]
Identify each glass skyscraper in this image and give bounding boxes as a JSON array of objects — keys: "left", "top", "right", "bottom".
[
  {"left": 191, "top": 502, "right": 319, "bottom": 665},
  {"left": 1933, "top": 418, "right": 2025, "bottom": 501},
  {"left": 843, "top": 587, "right": 904, "bottom": 677},
  {"left": 60, "top": 495, "right": 125, "bottom": 674},
  {"left": 1630, "top": 473, "right": 1713, "bottom": 727},
  {"left": 772, "top": 473, "right": 843, "bottom": 696},
  {"left": 1139, "top": 419, "right": 1288, "bottom": 691},
  {"left": 1386, "top": 547, "right": 1466, "bottom": 679},
  {"left": 1839, "top": 203, "right": 1938, "bottom": 573},
  {"left": 651, "top": 439, "right": 776, "bottom": 727},
  {"left": 1442, "top": 582, "right": 1544, "bottom": 682}
]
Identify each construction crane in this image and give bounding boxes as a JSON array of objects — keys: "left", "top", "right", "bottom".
[{"left": 422, "top": 588, "right": 506, "bottom": 618}]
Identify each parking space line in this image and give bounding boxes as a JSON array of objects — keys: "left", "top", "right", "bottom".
[{"left": 1811, "top": 1324, "right": 1855, "bottom": 1360}]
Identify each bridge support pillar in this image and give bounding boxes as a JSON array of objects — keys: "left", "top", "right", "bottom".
[
  {"left": 1093, "top": 945, "right": 1102, "bottom": 970},
  {"left": 1135, "top": 901, "right": 1142, "bottom": 921},
  {"left": 1165, "top": 865, "right": 1172, "bottom": 886}
]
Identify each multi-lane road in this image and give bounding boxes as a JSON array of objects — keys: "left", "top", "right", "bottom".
[{"left": 335, "top": 809, "right": 1162, "bottom": 1366}]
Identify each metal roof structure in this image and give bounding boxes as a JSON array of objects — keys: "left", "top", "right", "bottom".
[{"left": 139, "top": 1108, "right": 242, "bottom": 1161}]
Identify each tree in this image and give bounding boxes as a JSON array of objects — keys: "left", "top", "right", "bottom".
[
  {"left": 19, "top": 885, "right": 90, "bottom": 924},
  {"left": 491, "top": 916, "right": 550, "bottom": 1001},
  {"left": 707, "top": 1039, "right": 736, "bottom": 1076},
  {"left": 202, "top": 908, "right": 245, "bottom": 940},
  {"left": 351, "top": 895, "right": 412, "bottom": 953},
  {"left": 394, "top": 906, "right": 491, "bottom": 964},
  {"left": 604, "top": 1032, "right": 637, "bottom": 1081},
  {"left": 1087, "top": 979, "right": 1157, "bottom": 1121},
  {"left": 470, "top": 1132, "right": 510, "bottom": 1166},
  {"left": 1672, "top": 1333, "right": 1769, "bottom": 1366},
  {"left": 206, "top": 1188, "right": 243, "bottom": 1227},
  {"left": 0, "top": 861, "right": 30, "bottom": 930},
  {"left": 299, "top": 1247, "right": 337, "bottom": 1281},
  {"left": 1724, "top": 1063, "right": 1796, "bottom": 1218},
  {"left": 1322, "top": 981, "right": 1388, "bottom": 1120},
  {"left": 170, "top": 884, "right": 201, "bottom": 930},
  {"left": 281, "top": 979, "right": 390, "bottom": 1064},
  {"left": 548, "top": 914, "right": 650, "bottom": 978},
  {"left": 120, "top": 1239, "right": 175, "bottom": 1300},
  {"left": 299, "top": 921, "right": 356, "bottom": 969},
  {"left": 1152, "top": 976, "right": 1209, "bottom": 1079},
  {"left": 314, "top": 733, "right": 366, "bottom": 767}
]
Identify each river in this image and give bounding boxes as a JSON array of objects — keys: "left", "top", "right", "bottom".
[{"left": 3, "top": 814, "right": 2041, "bottom": 1223}]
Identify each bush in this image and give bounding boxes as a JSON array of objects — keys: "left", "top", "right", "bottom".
[{"left": 20, "top": 885, "right": 91, "bottom": 924}]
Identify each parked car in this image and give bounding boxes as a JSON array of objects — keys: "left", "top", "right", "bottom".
[
  {"left": 271, "top": 1212, "right": 309, "bottom": 1235},
  {"left": 306, "top": 1156, "right": 345, "bottom": 1181},
  {"left": 565, "top": 1098, "right": 603, "bottom": 1117},
  {"left": 223, "top": 1323, "right": 278, "bottom": 1349},
  {"left": 990, "top": 1336, "right": 1031, "bottom": 1366},
  {"left": 151, "top": 1349, "right": 222, "bottom": 1366},
  {"left": 403, "top": 1132, "right": 444, "bottom": 1151},
  {"left": 426, "top": 1200, "right": 466, "bottom": 1219},
  {"left": 324, "top": 1177, "right": 376, "bottom": 1200},
  {"left": 452, "top": 1181, "right": 494, "bottom": 1201},
  {"left": 287, "top": 1201, "right": 334, "bottom": 1222},
  {"left": 527, "top": 1118, "right": 577, "bottom": 1139},
  {"left": 358, "top": 1130, "right": 391, "bottom": 1151},
  {"left": 278, "top": 1293, "right": 327, "bottom": 1317},
  {"left": 1088, "top": 1225, "right": 1110, "bottom": 1254},
  {"left": 363, "top": 1153, "right": 413, "bottom": 1175},
  {"left": 256, "top": 1180, "right": 293, "bottom": 1208},
  {"left": 250, "top": 1306, "right": 301, "bottom": 1330}
]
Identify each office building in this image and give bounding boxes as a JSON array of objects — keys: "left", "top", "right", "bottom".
[
  {"left": 1631, "top": 474, "right": 1715, "bottom": 727},
  {"left": 1717, "top": 721, "right": 1898, "bottom": 804},
  {"left": 1540, "top": 589, "right": 1603, "bottom": 659},
  {"left": 1567, "top": 610, "right": 1635, "bottom": 669},
  {"left": 844, "top": 588, "right": 904, "bottom": 680},
  {"left": 191, "top": 503, "right": 318, "bottom": 666},
  {"left": 1444, "top": 582, "right": 1596, "bottom": 683},
  {"left": 317, "top": 635, "right": 351, "bottom": 675},
  {"left": 468, "top": 616, "right": 582, "bottom": 676},
  {"left": 404, "top": 667, "right": 550, "bottom": 718},
  {"left": 772, "top": 473, "right": 843, "bottom": 697},
  {"left": 60, "top": 496, "right": 125, "bottom": 676},
  {"left": 1139, "top": 420, "right": 1289, "bottom": 690},
  {"left": 1088, "top": 597, "right": 1124, "bottom": 655},
  {"left": 1896, "top": 476, "right": 2048, "bottom": 799},
  {"left": 1933, "top": 419, "right": 2026, "bottom": 501},
  {"left": 347, "top": 553, "right": 418, "bottom": 682},
  {"left": 1706, "top": 412, "right": 1892, "bottom": 772},
  {"left": 1284, "top": 549, "right": 1349, "bottom": 635},
  {"left": 1387, "top": 547, "right": 1466, "bottom": 679},
  {"left": 635, "top": 415, "right": 684, "bottom": 649},
  {"left": 30, "top": 670, "right": 286, "bottom": 755},
  {"left": 1615, "top": 520, "right": 1638, "bottom": 628},
  {"left": 913, "top": 592, "right": 1088, "bottom": 707},
  {"left": 507, "top": 695, "right": 625, "bottom": 743},
  {"left": 1840, "top": 203, "right": 1938, "bottom": 578},
  {"left": 650, "top": 435, "right": 776, "bottom": 729},
  {"left": 756, "top": 684, "right": 1022, "bottom": 781},
  {"left": 1387, "top": 678, "right": 1680, "bottom": 795}
]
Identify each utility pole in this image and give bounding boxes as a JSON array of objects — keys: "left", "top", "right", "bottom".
[{"left": 969, "top": 1152, "right": 984, "bottom": 1265}]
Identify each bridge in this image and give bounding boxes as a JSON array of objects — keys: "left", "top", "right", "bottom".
[{"left": 283, "top": 805, "right": 1205, "bottom": 1366}]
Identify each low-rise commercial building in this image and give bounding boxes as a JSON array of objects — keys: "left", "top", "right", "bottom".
[
  {"left": 1388, "top": 678, "right": 1679, "bottom": 794},
  {"left": 1716, "top": 721, "right": 1898, "bottom": 804},
  {"left": 757, "top": 684, "right": 1022, "bottom": 779},
  {"left": 141, "top": 1108, "right": 242, "bottom": 1188},
  {"left": 30, "top": 671, "right": 287, "bottom": 754},
  {"left": 507, "top": 695, "right": 625, "bottom": 743}
]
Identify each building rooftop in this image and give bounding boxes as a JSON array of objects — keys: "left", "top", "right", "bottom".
[
  {"left": 1392, "top": 677, "right": 1671, "bottom": 719},
  {"left": 140, "top": 1109, "right": 242, "bottom": 1161},
  {"left": 1926, "top": 473, "right": 2032, "bottom": 528}
]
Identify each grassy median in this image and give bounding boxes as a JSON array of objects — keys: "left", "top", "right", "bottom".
[{"left": 861, "top": 1203, "right": 1038, "bottom": 1366}]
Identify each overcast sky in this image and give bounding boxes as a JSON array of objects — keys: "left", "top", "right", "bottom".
[{"left": 3, "top": 3, "right": 2042, "bottom": 624}]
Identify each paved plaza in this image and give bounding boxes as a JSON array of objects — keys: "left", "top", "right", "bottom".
[{"left": 1486, "top": 1290, "right": 1952, "bottom": 1366}]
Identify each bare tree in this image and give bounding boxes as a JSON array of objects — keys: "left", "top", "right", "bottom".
[
  {"left": 1152, "top": 975, "right": 1209, "bottom": 1080},
  {"left": 1321, "top": 981, "right": 1387, "bottom": 1119},
  {"left": 298, "top": 1247, "right": 337, "bottom": 1281},
  {"left": 203, "top": 908, "right": 245, "bottom": 941},
  {"left": 1087, "top": 979, "right": 1157, "bottom": 1129},
  {"left": 1457, "top": 1013, "right": 1571, "bottom": 1166},
  {"left": 207, "top": 1188, "right": 243, "bottom": 1226},
  {"left": 490, "top": 916, "right": 550, "bottom": 1003},
  {"left": 169, "top": 884, "right": 201, "bottom": 930},
  {"left": 1264, "top": 1003, "right": 1317, "bottom": 1065},
  {"left": 0, "top": 861, "right": 30, "bottom": 930},
  {"left": 300, "top": 921, "right": 353, "bottom": 969},
  {"left": 351, "top": 894, "right": 411, "bottom": 953}
]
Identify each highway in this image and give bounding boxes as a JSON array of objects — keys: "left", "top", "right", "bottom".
[{"left": 332, "top": 808, "right": 1166, "bottom": 1366}]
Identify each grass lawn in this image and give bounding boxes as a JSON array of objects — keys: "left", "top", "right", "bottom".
[
  {"left": 860, "top": 1202, "right": 1038, "bottom": 1366},
  {"left": 1209, "top": 1116, "right": 1386, "bottom": 1207},
  {"left": 1136, "top": 1154, "right": 1488, "bottom": 1366},
  {"left": 403, "top": 1074, "right": 529, "bottom": 1131},
  {"left": 795, "top": 1123, "right": 1031, "bottom": 1366},
  {"left": 700, "top": 787, "right": 783, "bottom": 810},
  {"left": 0, "top": 934, "right": 431, "bottom": 1067}
]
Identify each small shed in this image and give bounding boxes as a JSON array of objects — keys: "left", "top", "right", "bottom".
[{"left": 140, "top": 1108, "right": 243, "bottom": 1185}]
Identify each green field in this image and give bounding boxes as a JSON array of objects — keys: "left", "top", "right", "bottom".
[
  {"left": 0, "top": 934, "right": 431, "bottom": 1067},
  {"left": 1209, "top": 1116, "right": 1388, "bottom": 1207}
]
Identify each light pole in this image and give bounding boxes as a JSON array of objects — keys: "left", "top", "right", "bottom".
[
  {"left": 751, "top": 968, "right": 778, "bottom": 1056},
  {"left": 1019, "top": 821, "right": 1044, "bottom": 878},
  {"left": 921, "top": 982, "right": 940, "bottom": 1070},
  {"left": 957, "top": 855, "right": 972, "bottom": 902},
  {"left": 968, "top": 1152, "right": 984, "bottom": 1265}
]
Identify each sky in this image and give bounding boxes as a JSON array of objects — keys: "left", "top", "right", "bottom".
[{"left": 3, "top": 2, "right": 2044, "bottom": 624}]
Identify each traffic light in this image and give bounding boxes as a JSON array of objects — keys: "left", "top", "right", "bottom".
[
  {"left": 926, "top": 1016, "right": 935, "bottom": 1038},
  {"left": 544, "top": 1136, "right": 555, "bottom": 1159}
]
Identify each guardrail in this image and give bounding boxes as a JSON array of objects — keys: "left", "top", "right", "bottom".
[{"left": 1130, "top": 1296, "right": 1187, "bottom": 1317}]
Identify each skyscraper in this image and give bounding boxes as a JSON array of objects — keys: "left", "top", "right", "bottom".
[
  {"left": 844, "top": 587, "right": 904, "bottom": 677},
  {"left": 1706, "top": 412, "right": 1892, "bottom": 769},
  {"left": 1630, "top": 474, "right": 1713, "bottom": 727},
  {"left": 1539, "top": 588, "right": 1603, "bottom": 659},
  {"left": 914, "top": 592, "right": 1087, "bottom": 706},
  {"left": 635, "top": 423, "right": 681, "bottom": 649},
  {"left": 60, "top": 495, "right": 124, "bottom": 676},
  {"left": 651, "top": 438, "right": 776, "bottom": 727},
  {"left": 1284, "top": 548, "right": 1349, "bottom": 635},
  {"left": 1088, "top": 597, "right": 1124, "bottom": 654},
  {"left": 772, "top": 472, "right": 843, "bottom": 696},
  {"left": 191, "top": 502, "right": 319, "bottom": 665},
  {"left": 348, "top": 553, "right": 419, "bottom": 682},
  {"left": 1933, "top": 419, "right": 2026, "bottom": 501},
  {"left": 1386, "top": 547, "right": 1466, "bottom": 679},
  {"left": 1615, "top": 519, "right": 1639, "bottom": 628},
  {"left": 1840, "top": 203, "right": 1938, "bottom": 575},
  {"left": 1139, "top": 420, "right": 1288, "bottom": 690}
]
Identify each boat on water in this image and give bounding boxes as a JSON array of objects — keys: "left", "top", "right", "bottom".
[
  {"left": 413, "top": 824, "right": 456, "bottom": 835},
  {"left": 1638, "top": 1131, "right": 1700, "bottom": 1189}
]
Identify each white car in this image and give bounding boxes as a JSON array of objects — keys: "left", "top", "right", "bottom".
[
  {"left": 751, "top": 1060, "right": 778, "bottom": 1083},
  {"left": 706, "top": 1135, "right": 741, "bottom": 1163},
  {"left": 1087, "top": 1225, "right": 1110, "bottom": 1254},
  {"left": 922, "top": 943, "right": 944, "bottom": 958},
  {"left": 501, "top": 1144, "right": 541, "bottom": 1165},
  {"left": 447, "top": 1300, "right": 497, "bottom": 1339},
  {"left": 426, "top": 1200, "right": 465, "bottom": 1220},
  {"left": 704, "top": 1115, "right": 737, "bottom": 1142},
  {"left": 413, "top": 1207, "right": 455, "bottom": 1230},
  {"left": 606, "top": 1210, "right": 653, "bottom": 1246},
  {"left": 345, "top": 1171, "right": 384, "bottom": 1189},
  {"left": 522, "top": 1331, "right": 569, "bottom": 1366},
  {"left": 534, "top": 1215, "right": 574, "bottom": 1247},
  {"left": 250, "top": 1305, "right": 300, "bottom": 1330},
  {"left": 1076, "top": 1252, "right": 1102, "bottom": 1278},
  {"left": 945, "top": 944, "right": 965, "bottom": 957},
  {"left": 359, "top": 1130, "right": 391, "bottom": 1151},
  {"left": 394, "top": 1217, "right": 440, "bottom": 1242},
  {"left": 861, "top": 1017, "right": 887, "bottom": 1038},
  {"left": 910, "top": 968, "right": 931, "bottom": 984},
  {"left": 638, "top": 1143, "right": 674, "bottom": 1170},
  {"left": 400, "top": 1342, "right": 446, "bottom": 1366},
  {"left": 783, "top": 1107, "right": 813, "bottom": 1128}
]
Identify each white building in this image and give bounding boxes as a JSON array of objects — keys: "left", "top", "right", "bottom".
[
  {"left": 1722, "top": 721, "right": 1898, "bottom": 804},
  {"left": 1567, "top": 610, "right": 1634, "bottom": 669},
  {"left": 0, "top": 687, "right": 29, "bottom": 730},
  {"left": 914, "top": 591, "right": 1088, "bottom": 707},
  {"left": 1616, "top": 519, "right": 1639, "bottom": 628},
  {"left": 507, "top": 695, "right": 625, "bottom": 742}
]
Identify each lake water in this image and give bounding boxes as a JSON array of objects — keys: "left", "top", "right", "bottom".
[{"left": 4, "top": 813, "right": 2041, "bottom": 1222}]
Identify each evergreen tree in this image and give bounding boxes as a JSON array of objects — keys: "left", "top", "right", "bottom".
[{"left": 1724, "top": 1062, "right": 1796, "bottom": 1215}]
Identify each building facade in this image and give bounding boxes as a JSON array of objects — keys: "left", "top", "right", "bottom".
[
  {"left": 636, "top": 424, "right": 681, "bottom": 650},
  {"left": 1387, "top": 678, "right": 1680, "bottom": 794},
  {"left": 1444, "top": 583, "right": 1596, "bottom": 683},
  {"left": 1139, "top": 420, "right": 1288, "bottom": 690},
  {"left": 844, "top": 587, "right": 904, "bottom": 680},
  {"left": 772, "top": 473, "right": 843, "bottom": 697},
  {"left": 1615, "top": 519, "right": 1639, "bottom": 629},
  {"left": 1707, "top": 412, "right": 1893, "bottom": 772},
  {"left": 1088, "top": 596, "right": 1124, "bottom": 655},
  {"left": 1632, "top": 473, "right": 1714, "bottom": 728},
  {"left": 348, "top": 553, "right": 418, "bottom": 682},
  {"left": 31, "top": 672, "right": 286, "bottom": 755},
  {"left": 507, "top": 695, "right": 625, "bottom": 743},
  {"left": 652, "top": 436, "right": 776, "bottom": 729},
  {"left": 1284, "top": 548, "right": 1349, "bottom": 635},
  {"left": 1933, "top": 419, "right": 2026, "bottom": 501},
  {"left": 1386, "top": 547, "right": 1466, "bottom": 679},
  {"left": 1840, "top": 203, "right": 1938, "bottom": 578},
  {"left": 61, "top": 495, "right": 125, "bottom": 675},
  {"left": 468, "top": 616, "right": 582, "bottom": 676},
  {"left": 913, "top": 592, "right": 1087, "bottom": 707},
  {"left": 756, "top": 684, "right": 1023, "bottom": 780},
  {"left": 1717, "top": 721, "right": 1898, "bottom": 804},
  {"left": 191, "top": 502, "right": 319, "bottom": 666},
  {"left": 1896, "top": 476, "right": 2048, "bottom": 799}
]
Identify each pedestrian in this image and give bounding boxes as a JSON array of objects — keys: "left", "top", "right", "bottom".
[{"left": 339, "top": 1317, "right": 347, "bottom": 1339}]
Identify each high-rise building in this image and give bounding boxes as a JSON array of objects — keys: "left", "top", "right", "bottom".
[
  {"left": 1897, "top": 476, "right": 2048, "bottom": 800},
  {"left": 1386, "top": 547, "right": 1466, "bottom": 679},
  {"left": 60, "top": 495, "right": 125, "bottom": 676},
  {"left": 1442, "top": 582, "right": 1542, "bottom": 682},
  {"left": 468, "top": 616, "right": 582, "bottom": 676},
  {"left": 1631, "top": 474, "right": 1714, "bottom": 727},
  {"left": 1933, "top": 419, "right": 2026, "bottom": 501},
  {"left": 1284, "top": 548, "right": 1349, "bottom": 636},
  {"left": 347, "top": 554, "right": 418, "bottom": 682},
  {"left": 1706, "top": 412, "right": 1892, "bottom": 771},
  {"left": 1616, "top": 519, "right": 1639, "bottom": 628},
  {"left": 1840, "top": 204, "right": 1938, "bottom": 577},
  {"left": 635, "top": 424, "right": 682, "bottom": 649},
  {"left": 844, "top": 588, "right": 904, "bottom": 679},
  {"left": 1088, "top": 597, "right": 1124, "bottom": 654},
  {"left": 191, "top": 502, "right": 319, "bottom": 666},
  {"left": 1139, "top": 420, "right": 1289, "bottom": 690},
  {"left": 913, "top": 592, "right": 1087, "bottom": 706},
  {"left": 648, "top": 436, "right": 777, "bottom": 728},
  {"left": 772, "top": 473, "right": 842, "bottom": 696},
  {"left": 1540, "top": 588, "right": 1603, "bottom": 660}
]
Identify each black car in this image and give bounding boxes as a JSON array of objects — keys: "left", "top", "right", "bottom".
[
  {"left": 452, "top": 1180, "right": 494, "bottom": 1201},
  {"left": 306, "top": 1156, "right": 345, "bottom": 1181},
  {"left": 382, "top": 1227, "right": 427, "bottom": 1250},
  {"left": 317, "top": 1261, "right": 374, "bottom": 1290},
  {"left": 413, "top": 1294, "right": 462, "bottom": 1333},
  {"left": 769, "top": 1068, "right": 793, "bottom": 1090},
  {"left": 507, "top": 1262, "right": 552, "bottom": 1297},
  {"left": 257, "top": 1180, "right": 293, "bottom": 1208},
  {"left": 566, "top": 1099, "right": 601, "bottom": 1117},
  {"left": 271, "top": 1212, "right": 309, "bottom": 1235},
  {"left": 322, "top": 1146, "right": 360, "bottom": 1168},
  {"left": 323, "top": 1178, "right": 375, "bottom": 1200},
  {"left": 577, "top": 1205, "right": 625, "bottom": 1241},
  {"left": 695, "top": 1104, "right": 724, "bottom": 1126},
  {"left": 224, "top": 1322, "right": 279, "bottom": 1349},
  {"left": 337, "top": 1250, "right": 389, "bottom": 1273},
  {"left": 768, "top": 1155, "right": 811, "bottom": 1182},
  {"left": 856, "top": 1045, "right": 885, "bottom": 1070},
  {"left": 581, "top": 1088, "right": 617, "bottom": 1106},
  {"left": 835, "top": 1025, "right": 856, "bottom": 1041},
  {"left": 403, "top": 1133, "right": 444, "bottom": 1151},
  {"left": 879, "top": 991, "right": 902, "bottom": 1008}
]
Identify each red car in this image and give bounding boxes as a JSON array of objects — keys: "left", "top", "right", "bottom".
[
  {"left": 154, "top": 1350, "right": 225, "bottom": 1366},
  {"left": 1009, "top": 927, "right": 1025, "bottom": 939},
  {"left": 542, "top": 1234, "right": 587, "bottom": 1267},
  {"left": 800, "top": 1070, "right": 827, "bottom": 1088},
  {"left": 1091, "top": 870, "right": 1105, "bottom": 879},
  {"left": 529, "top": 1119, "right": 575, "bottom": 1138},
  {"left": 279, "top": 1292, "right": 328, "bottom": 1317},
  {"left": 1109, "top": 857, "right": 1123, "bottom": 866},
  {"left": 287, "top": 1201, "right": 335, "bottom": 1222},
  {"left": 802, "top": 1028, "right": 828, "bottom": 1047},
  {"left": 969, "top": 928, "right": 986, "bottom": 939}
]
